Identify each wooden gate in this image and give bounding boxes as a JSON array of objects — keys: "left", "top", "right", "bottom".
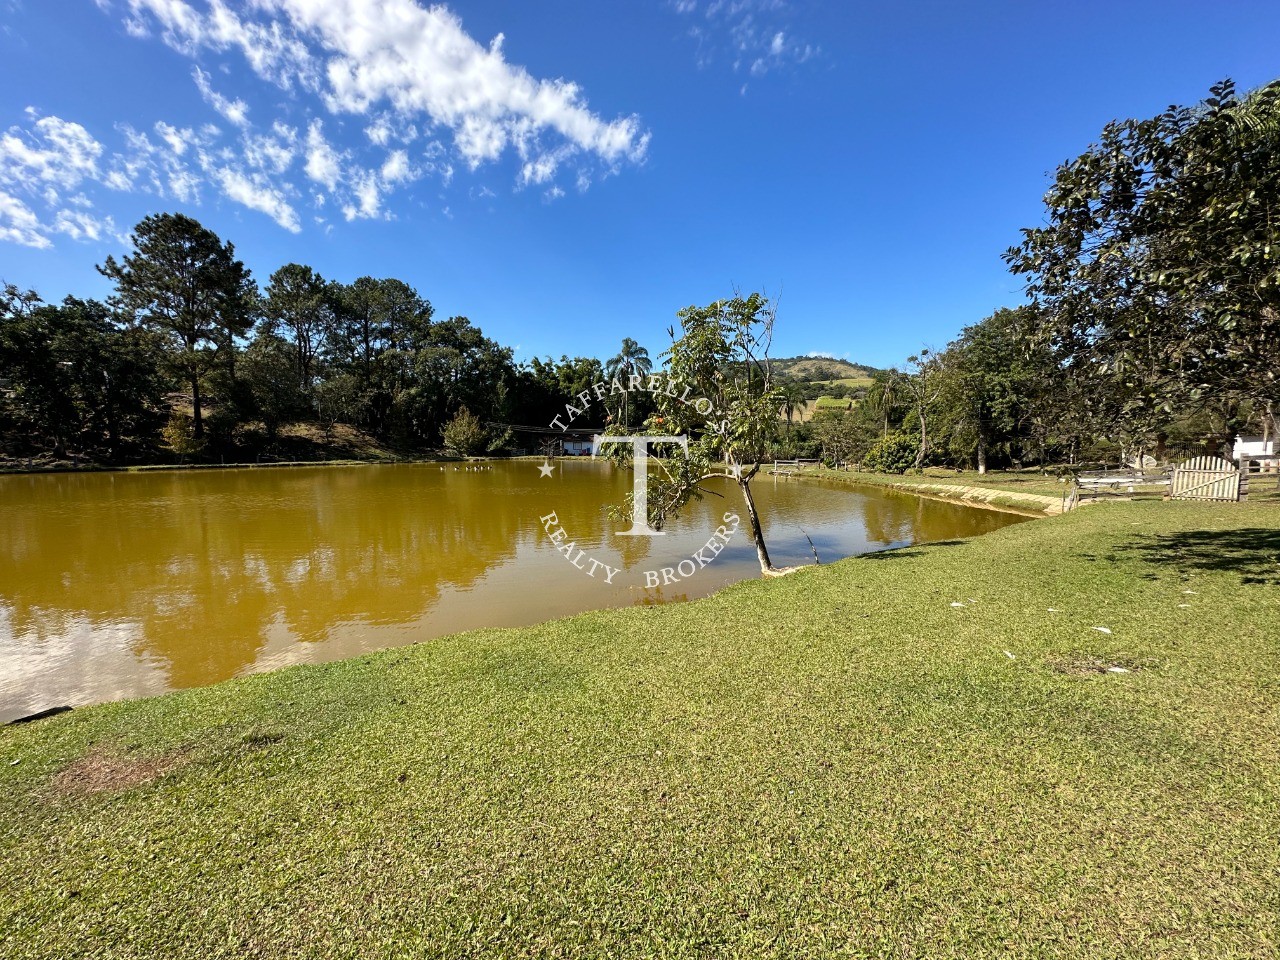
[{"left": 1170, "top": 456, "right": 1240, "bottom": 502}]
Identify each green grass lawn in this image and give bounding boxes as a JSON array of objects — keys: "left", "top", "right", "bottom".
[{"left": 2, "top": 502, "right": 1278, "bottom": 958}]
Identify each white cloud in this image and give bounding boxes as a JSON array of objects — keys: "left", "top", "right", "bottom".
[
  {"left": 0, "top": 115, "right": 103, "bottom": 190},
  {"left": 1, "top": 0, "right": 645, "bottom": 250},
  {"left": 118, "top": 0, "right": 648, "bottom": 183},
  {"left": 363, "top": 113, "right": 418, "bottom": 148},
  {"left": 112, "top": 122, "right": 207, "bottom": 200},
  {"left": 519, "top": 152, "right": 560, "bottom": 187},
  {"left": 0, "top": 190, "right": 51, "bottom": 248},
  {"left": 341, "top": 169, "right": 382, "bottom": 221},
  {"left": 154, "top": 121, "right": 191, "bottom": 156},
  {"left": 364, "top": 116, "right": 392, "bottom": 147},
  {"left": 242, "top": 121, "right": 297, "bottom": 175},
  {"left": 208, "top": 165, "right": 300, "bottom": 232},
  {"left": 124, "top": 0, "right": 318, "bottom": 89},
  {"left": 380, "top": 149, "right": 412, "bottom": 185},
  {"left": 0, "top": 110, "right": 305, "bottom": 244},
  {"left": 192, "top": 66, "right": 250, "bottom": 127},
  {"left": 53, "top": 209, "right": 119, "bottom": 243},
  {"left": 303, "top": 119, "right": 342, "bottom": 191}
]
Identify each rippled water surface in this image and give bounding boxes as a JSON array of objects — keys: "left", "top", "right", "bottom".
[{"left": 0, "top": 461, "right": 1028, "bottom": 721}]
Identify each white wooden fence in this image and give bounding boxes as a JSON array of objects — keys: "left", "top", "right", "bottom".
[{"left": 1170, "top": 456, "right": 1241, "bottom": 502}]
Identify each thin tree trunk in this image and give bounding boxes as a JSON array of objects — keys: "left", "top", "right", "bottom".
[
  {"left": 738, "top": 477, "right": 775, "bottom": 574},
  {"left": 915, "top": 410, "right": 927, "bottom": 468},
  {"left": 191, "top": 373, "right": 204, "bottom": 438},
  {"left": 976, "top": 430, "right": 987, "bottom": 475}
]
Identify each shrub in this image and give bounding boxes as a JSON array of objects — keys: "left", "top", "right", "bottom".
[
  {"left": 442, "top": 405, "right": 488, "bottom": 457},
  {"left": 161, "top": 411, "right": 205, "bottom": 461},
  {"left": 862, "top": 432, "right": 917, "bottom": 474}
]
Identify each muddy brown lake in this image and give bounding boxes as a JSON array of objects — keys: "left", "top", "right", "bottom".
[{"left": 0, "top": 461, "right": 1027, "bottom": 721}]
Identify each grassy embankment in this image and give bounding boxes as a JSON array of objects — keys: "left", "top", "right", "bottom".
[
  {"left": 2, "top": 501, "right": 1278, "bottom": 958},
  {"left": 785, "top": 465, "right": 1257, "bottom": 515},
  {"left": 775, "top": 465, "right": 1074, "bottom": 515},
  {"left": 808, "top": 465, "right": 1280, "bottom": 513}
]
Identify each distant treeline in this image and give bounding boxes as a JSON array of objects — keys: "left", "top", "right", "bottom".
[{"left": 0, "top": 212, "right": 646, "bottom": 464}]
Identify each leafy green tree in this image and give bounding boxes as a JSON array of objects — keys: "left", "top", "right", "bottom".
[
  {"left": 513, "top": 355, "right": 607, "bottom": 426},
  {"left": 811, "top": 410, "right": 873, "bottom": 466},
  {"left": 442, "top": 405, "right": 489, "bottom": 456},
  {"left": 935, "top": 306, "right": 1050, "bottom": 473},
  {"left": 0, "top": 290, "right": 166, "bottom": 459},
  {"left": 313, "top": 373, "right": 369, "bottom": 436},
  {"left": 327, "top": 276, "right": 434, "bottom": 435},
  {"left": 241, "top": 331, "right": 307, "bottom": 441},
  {"left": 99, "top": 213, "right": 256, "bottom": 439},
  {"left": 161, "top": 411, "right": 204, "bottom": 461},
  {"left": 401, "top": 316, "right": 514, "bottom": 443},
  {"left": 638, "top": 293, "right": 786, "bottom": 576},
  {"left": 902, "top": 349, "right": 946, "bottom": 468},
  {"left": 261, "top": 263, "right": 333, "bottom": 397},
  {"left": 1005, "top": 79, "right": 1280, "bottom": 446},
  {"left": 864, "top": 369, "right": 905, "bottom": 438}
]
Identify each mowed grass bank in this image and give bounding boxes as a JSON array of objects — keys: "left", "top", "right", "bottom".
[{"left": 1, "top": 503, "right": 1278, "bottom": 958}]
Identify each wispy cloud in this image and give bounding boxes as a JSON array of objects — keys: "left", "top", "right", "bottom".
[
  {"left": 191, "top": 66, "right": 250, "bottom": 127},
  {"left": 0, "top": 189, "right": 53, "bottom": 249},
  {"left": 0, "top": 1, "right": 650, "bottom": 249},
  {"left": 118, "top": 0, "right": 648, "bottom": 175},
  {"left": 805, "top": 350, "right": 851, "bottom": 360},
  {"left": 673, "top": 0, "right": 819, "bottom": 83}
]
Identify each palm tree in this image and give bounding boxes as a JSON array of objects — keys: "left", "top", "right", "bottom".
[
  {"left": 605, "top": 338, "right": 652, "bottom": 430},
  {"left": 864, "top": 369, "right": 902, "bottom": 438},
  {"left": 779, "top": 381, "right": 809, "bottom": 428}
]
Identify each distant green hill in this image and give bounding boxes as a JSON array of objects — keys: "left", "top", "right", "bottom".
[{"left": 770, "top": 355, "right": 880, "bottom": 383}]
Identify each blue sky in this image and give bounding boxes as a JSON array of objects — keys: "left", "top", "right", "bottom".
[{"left": 1, "top": 0, "right": 1278, "bottom": 368}]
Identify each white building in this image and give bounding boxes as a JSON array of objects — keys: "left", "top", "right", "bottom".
[
  {"left": 1234, "top": 435, "right": 1278, "bottom": 473},
  {"left": 1233, "top": 435, "right": 1275, "bottom": 461}
]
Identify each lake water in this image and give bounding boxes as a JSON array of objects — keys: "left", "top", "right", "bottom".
[{"left": 0, "top": 461, "right": 1027, "bottom": 721}]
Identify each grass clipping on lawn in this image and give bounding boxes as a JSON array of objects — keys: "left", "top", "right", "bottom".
[{"left": 1, "top": 502, "right": 1277, "bottom": 959}]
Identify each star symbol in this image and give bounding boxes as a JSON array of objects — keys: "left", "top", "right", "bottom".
[{"left": 538, "top": 461, "right": 556, "bottom": 478}]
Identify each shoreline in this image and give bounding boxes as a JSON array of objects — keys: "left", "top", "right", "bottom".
[
  {"left": 2, "top": 455, "right": 1063, "bottom": 517},
  {"left": 776, "top": 466, "right": 1066, "bottom": 517}
]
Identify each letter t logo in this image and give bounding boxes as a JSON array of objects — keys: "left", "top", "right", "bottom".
[{"left": 592, "top": 434, "right": 689, "bottom": 536}]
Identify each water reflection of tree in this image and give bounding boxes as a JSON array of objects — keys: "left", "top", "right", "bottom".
[
  {"left": 0, "top": 467, "right": 523, "bottom": 688},
  {"left": 858, "top": 490, "right": 919, "bottom": 546}
]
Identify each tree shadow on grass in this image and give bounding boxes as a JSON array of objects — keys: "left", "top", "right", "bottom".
[
  {"left": 861, "top": 540, "right": 967, "bottom": 560},
  {"left": 1111, "top": 528, "right": 1280, "bottom": 585}
]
